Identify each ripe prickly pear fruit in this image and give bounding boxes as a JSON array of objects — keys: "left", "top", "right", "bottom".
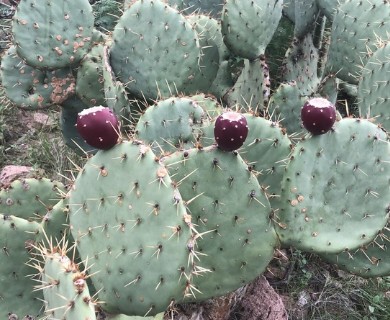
[
  {"left": 214, "top": 111, "right": 249, "bottom": 151},
  {"left": 301, "top": 98, "right": 336, "bottom": 135},
  {"left": 76, "top": 106, "right": 119, "bottom": 150}
]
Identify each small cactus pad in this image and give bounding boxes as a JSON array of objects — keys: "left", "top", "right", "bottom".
[
  {"left": 0, "top": 177, "right": 65, "bottom": 221},
  {"left": 0, "top": 215, "right": 43, "bottom": 318},
  {"left": 135, "top": 97, "right": 206, "bottom": 155},
  {"left": 109, "top": 0, "right": 201, "bottom": 100},
  {"left": 12, "top": 0, "right": 94, "bottom": 69},
  {"left": 214, "top": 111, "right": 249, "bottom": 151},
  {"left": 162, "top": 145, "right": 277, "bottom": 301},
  {"left": 221, "top": 0, "right": 283, "bottom": 60},
  {"left": 275, "top": 118, "right": 390, "bottom": 254},
  {"left": 358, "top": 42, "right": 390, "bottom": 132},
  {"left": 39, "top": 251, "right": 96, "bottom": 319},
  {"left": 68, "top": 141, "right": 192, "bottom": 315},
  {"left": 76, "top": 106, "right": 120, "bottom": 150},
  {"left": 301, "top": 97, "right": 336, "bottom": 135}
]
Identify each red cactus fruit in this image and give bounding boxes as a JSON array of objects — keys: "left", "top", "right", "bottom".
[
  {"left": 301, "top": 98, "right": 336, "bottom": 135},
  {"left": 76, "top": 106, "right": 119, "bottom": 150},
  {"left": 214, "top": 111, "right": 249, "bottom": 151}
]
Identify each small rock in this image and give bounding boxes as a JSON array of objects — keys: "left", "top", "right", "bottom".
[{"left": 0, "top": 165, "right": 32, "bottom": 187}]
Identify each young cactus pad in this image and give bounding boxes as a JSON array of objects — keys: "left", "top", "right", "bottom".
[
  {"left": 68, "top": 141, "right": 192, "bottom": 316},
  {"left": 275, "top": 118, "right": 390, "bottom": 254}
]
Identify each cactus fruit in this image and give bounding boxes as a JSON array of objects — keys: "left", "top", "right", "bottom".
[
  {"left": 301, "top": 97, "right": 336, "bottom": 135},
  {"left": 68, "top": 141, "right": 192, "bottom": 316},
  {"left": 275, "top": 118, "right": 390, "bottom": 254},
  {"left": 76, "top": 106, "right": 120, "bottom": 150},
  {"left": 60, "top": 96, "right": 98, "bottom": 154},
  {"left": 12, "top": 0, "right": 94, "bottom": 69},
  {"left": 214, "top": 111, "right": 249, "bottom": 151}
]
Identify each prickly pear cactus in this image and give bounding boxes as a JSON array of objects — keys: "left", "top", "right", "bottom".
[
  {"left": 0, "top": 177, "right": 65, "bottom": 220},
  {"left": 0, "top": 46, "right": 76, "bottom": 109},
  {"left": 68, "top": 141, "right": 192, "bottom": 316},
  {"left": 275, "top": 118, "right": 390, "bottom": 254},
  {"left": 221, "top": 0, "right": 283, "bottom": 60},
  {"left": 320, "top": 221, "right": 390, "bottom": 278},
  {"left": 12, "top": 0, "right": 94, "bottom": 69},
  {"left": 358, "top": 41, "right": 390, "bottom": 131},
  {"left": 0, "top": 214, "right": 43, "bottom": 318},
  {"left": 38, "top": 249, "right": 96, "bottom": 319},
  {"left": 109, "top": 0, "right": 201, "bottom": 100},
  {"left": 162, "top": 145, "right": 278, "bottom": 301},
  {"left": 135, "top": 97, "right": 206, "bottom": 155},
  {"left": 325, "top": 0, "right": 390, "bottom": 84}
]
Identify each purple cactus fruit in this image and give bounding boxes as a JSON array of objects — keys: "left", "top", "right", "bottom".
[
  {"left": 214, "top": 111, "right": 249, "bottom": 151},
  {"left": 76, "top": 106, "right": 119, "bottom": 150},
  {"left": 301, "top": 98, "right": 336, "bottom": 135}
]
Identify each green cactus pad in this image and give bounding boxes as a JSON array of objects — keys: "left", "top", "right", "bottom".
[
  {"left": 267, "top": 81, "right": 307, "bottom": 138},
  {"left": 320, "top": 222, "right": 390, "bottom": 278},
  {"left": 316, "top": 0, "right": 344, "bottom": 20},
  {"left": 293, "top": 0, "right": 318, "bottom": 38},
  {"left": 325, "top": 0, "right": 390, "bottom": 84},
  {"left": 102, "top": 46, "right": 134, "bottom": 125},
  {"left": 0, "top": 214, "right": 43, "bottom": 318},
  {"left": 281, "top": 33, "right": 320, "bottom": 96},
  {"left": 0, "top": 177, "right": 65, "bottom": 221},
  {"left": 183, "top": 15, "right": 220, "bottom": 94},
  {"left": 189, "top": 93, "right": 223, "bottom": 120},
  {"left": 0, "top": 46, "right": 76, "bottom": 109},
  {"left": 317, "top": 74, "right": 339, "bottom": 105},
  {"left": 12, "top": 0, "right": 94, "bottom": 69},
  {"left": 240, "top": 114, "right": 292, "bottom": 205},
  {"left": 224, "top": 58, "right": 268, "bottom": 113},
  {"left": 221, "top": 0, "right": 283, "bottom": 60},
  {"left": 275, "top": 118, "right": 390, "bottom": 254},
  {"left": 172, "top": 0, "right": 224, "bottom": 19},
  {"left": 76, "top": 43, "right": 106, "bottom": 106},
  {"left": 110, "top": 0, "right": 201, "bottom": 100},
  {"left": 40, "top": 252, "right": 96, "bottom": 319},
  {"left": 68, "top": 141, "right": 192, "bottom": 316},
  {"left": 162, "top": 145, "right": 277, "bottom": 301},
  {"left": 358, "top": 42, "right": 390, "bottom": 132},
  {"left": 135, "top": 97, "right": 206, "bottom": 156},
  {"left": 209, "top": 60, "right": 235, "bottom": 99}
]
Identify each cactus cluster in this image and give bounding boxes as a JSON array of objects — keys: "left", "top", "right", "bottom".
[{"left": 0, "top": 0, "right": 390, "bottom": 318}]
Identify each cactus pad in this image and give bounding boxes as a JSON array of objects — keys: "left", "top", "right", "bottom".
[{"left": 275, "top": 118, "right": 390, "bottom": 254}]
